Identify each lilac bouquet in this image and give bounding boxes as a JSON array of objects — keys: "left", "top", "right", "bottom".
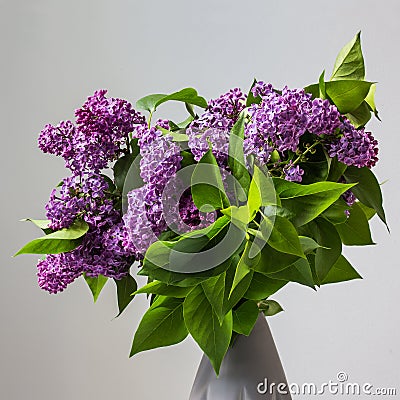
[{"left": 16, "top": 32, "right": 386, "bottom": 374}]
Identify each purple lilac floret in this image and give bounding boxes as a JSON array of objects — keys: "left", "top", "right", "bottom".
[
  {"left": 187, "top": 89, "right": 246, "bottom": 164},
  {"left": 327, "top": 119, "right": 379, "bottom": 168},
  {"left": 284, "top": 163, "right": 304, "bottom": 182},
  {"left": 342, "top": 189, "right": 357, "bottom": 207}
]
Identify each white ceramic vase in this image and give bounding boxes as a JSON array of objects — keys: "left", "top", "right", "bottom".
[{"left": 189, "top": 315, "right": 292, "bottom": 400}]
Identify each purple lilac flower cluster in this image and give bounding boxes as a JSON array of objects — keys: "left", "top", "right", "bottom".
[
  {"left": 243, "top": 82, "right": 341, "bottom": 181},
  {"left": 39, "top": 90, "right": 145, "bottom": 173},
  {"left": 124, "top": 121, "right": 181, "bottom": 254},
  {"left": 187, "top": 88, "right": 246, "bottom": 165},
  {"left": 37, "top": 222, "right": 135, "bottom": 294},
  {"left": 327, "top": 119, "right": 378, "bottom": 168},
  {"left": 37, "top": 91, "right": 145, "bottom": 293}
]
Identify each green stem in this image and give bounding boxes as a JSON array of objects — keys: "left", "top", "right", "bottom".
[
  {"left": 292, "top": 141, "right": 320, "bottom": 165},
  {"left": 148, "top": 111, "right": 154, "bottom": 128}
]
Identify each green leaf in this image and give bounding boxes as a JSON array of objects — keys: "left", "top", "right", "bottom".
[
  {"left": 267, "top": 258, "right": 315, "bottom": 288},
  {"left": 335, "top": 203, "right": 374, "bottom": 245},
  {"left": 129, "top": 137, "right": 140, "bottom": 157},
  {"left": 244, "top": 273, "right": 287, "bottom": 300},
  {"left": 134, "top": 281, "right": 191, "bottom": 298},
  {"left": 273, "top": 179, "right": 355, "bottom": 226},
  {"left": 15, "top": 220, "right": 89, "bottom": 256},
  {"left": 229, "top": 241, "right": 257, "bottom": 299},
  {"left": 221, "top": 205, "right": 249, "bottom": 231},
  {"left": 251, "top": 243, "right": 300, "bottom": 275},
  {"left": 299, "top": 236, "right": 323, "bottom": 254},
  {"left": 299, "top": 158, "right": 330, "bottom": 184},
  {"left": 176, "top": 115, "right": 195, "bottom": 129},
  {"left": 113, "top": 153, "right": 136, "bottom": 192},
  {"left": 130, "top": 297, "right": 188, "bottom": 356},
  {"left": 248, "top": 165, "right": 277, "bottom": 220},
  {"left": 224, "top": 258, "right": 254, "bottom": 313},
  {"left": 141, "top": 217, "right": 244, "bottom": 286},
  {"left": 136, "top": 94, "right": 166, "bottom": 113},
  {"left": 304, "top": 83, "right": 319, "bottom": 98},
  {"left": 115, "top": 274, "right": 138, "bottom": 317},
  {"left": 258, "top": 300, "right": 284, "bottom": 317},
  {"left": 192, "top": 150, "right": 230, "bottom": 212},
  {"left": 327, "top": 157, "right": 347, "bottom": 182},
  {"left": 183, "top": 285, "right": 233, "bottom": 375},
  {"left": 159, "top": 127, "right": 190, "bottom": 142},
  {"left": 136, "top": 88, "right": 207, "bottom": 114},
  {"left": 322, "top": 198, "right": 350, "bottom": 225},
  {"left": 202, "top": 274, "right": 226, "bottom": 324},
  {"left": 84, "top": 274, "right": 108, "bottom": 303},
  {"left": 155, "top": 88, "right": 208, "bottom": 109},
  {"left": 262, "top": 205, "right": 295, "bottom": 219},
  {"left": 261, "top": 215, "right": 305, "bottom": 258},
  {"left": 331, "top": 31, "right": 365, "bottom": 81},
  {"left": 246, "top": 78, "right": 262, "bottom": 107},
  {"left": 321, "top": 255, "right": 362, "bottom": 284},
  {"left": 119, "top": 154, "right": 144, "bottom": 213},
  {"left": 21, "top": 218, "right": 52, "bottom": 234},
  {"left": 232, "top": 301, "right": 259, "bottom": 335},
  {"left": 343, "top": 166, "right": 387, "bottom": 227},
  {"left": 185, "top": 102, "right": 196, "bottom": 118},
  {"left": 319, "top": 70, "right": 326, "bottom": 99},
  {"left": 346, "top": 101, "right": 371, "bottom": 128},
  {"left": 365, "top": 83, "right": 380, "bottom": 120},
  {"left": 170, "top": 132, "right": 189, "bottom": 142},
  {"left": 325, "top": 80, "right": 373, "bottom": 114},
  {"left": 358, "top": 202, "right": 376, "bottom": 220},
  {"left": 180, "top": 150, "right": 196, "bottom": 168},
  {"left": 228, "top": 112, "right": 251, "bottom": 199},
  {"left": 303, "top": 219, "right": 342, "bottom": 283}
]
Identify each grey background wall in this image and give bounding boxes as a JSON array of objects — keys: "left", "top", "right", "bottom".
[{"left": 1, "top": 1, "right": 399, "bottom": 399}]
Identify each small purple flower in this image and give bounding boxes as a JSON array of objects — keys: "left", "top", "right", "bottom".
[
  {"left": 342, "top": 189, "right": 356, "bottom": 207},
  {"left": 283, "top": 163, "right": 304, "bottom": 182}
]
